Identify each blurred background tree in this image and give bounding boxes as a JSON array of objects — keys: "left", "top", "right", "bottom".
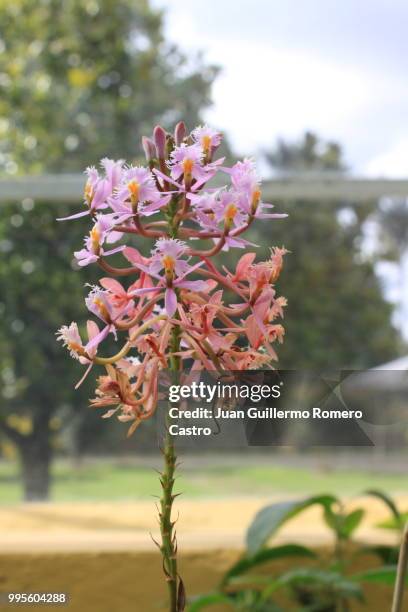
[
  {"left": 0, "top": 201, "right": 99, "bottom": 500},
  {"left": 0, "top": 0, "right": 218, "bottom": 173},
  {"left": 375, "top": 199, "right": 408, "bottom": 337},
  {"left": 265, "top": 131, "right": 345, "bottom": 174},
  {"left": 257, "top": 132, "right": 400, "bottom": 369},
  {"left": 0, "top": 0, "right": 218, "bottom": 500}
]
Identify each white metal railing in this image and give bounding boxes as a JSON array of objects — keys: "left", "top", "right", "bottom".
[{"left": 1, "top": 174, "right": 408, "bottom": 203}]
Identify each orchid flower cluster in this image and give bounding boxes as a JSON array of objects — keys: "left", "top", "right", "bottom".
[{"left": 57, "top": 123, "right": 287, "bottom": 435}]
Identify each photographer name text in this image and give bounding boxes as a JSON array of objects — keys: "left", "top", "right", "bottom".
[{"left": 168, "top": 406, "right": 363, "bottom": 437}]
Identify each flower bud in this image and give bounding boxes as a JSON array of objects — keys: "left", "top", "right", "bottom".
[
  {"left": 174, "top": 121, "right": 186, "bottom": 146},
  {"left": 142, "top": 136, "right": 156, "bottom": 162},
  {"left": 153, "top": 125, "right": 167, "bottom": 160}
]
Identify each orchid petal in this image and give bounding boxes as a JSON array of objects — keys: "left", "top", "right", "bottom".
[
  {"left": 257, "top": 213, "right": 288, "bottom": 219},
  {"left": 86, "top": 320, "right": 100, "bottom": 341},
  {"left": 178, "top": 260, "right": 204, "bottom": 279},
  {"left": 128, "top": 261, "right": 163, "bottom": 282},
  {"left": 129, "top": 286, "right": 162, "bottom": 296},
  {"left": 103, "top": 245, "right": 126, "bottom": 257},
  {"left": 176, "top": 279, "right": 208, "bottom": 291},
  {"left": 57, "top": 210, "right": 90, "bottom": 221},
  {"left": 152, "top": 168, "right": 181, "bottom": 189},
  {"left": 85, "top": 324, "right": 111, "bottom": 352},
  {"left": 123, "top": 246, "right": 145, "bottom": 265},
  {"left": 99, "top": 278, "right": 125, "bottom": 294},
  {"left": 165, "top": 288, "right": 177, "bottom": 316}
]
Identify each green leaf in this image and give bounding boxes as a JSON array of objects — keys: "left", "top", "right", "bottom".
[
  {"left": 222, "top": 545, "right": 316, "bottom": 586},
  {"left": 365, "top": 489, "right": 402, "bottom": 528},
  {"left": 323, "top": 507, "right": 364, "bottom": 540},
  {"left": 277, "top": 568, "right": 364, "bottom": 601},
  {"left": 323, "top": 506, "right": 339, "bottom": 533},
  {"left": 376, "top": 513, "right": 408, "bottom": 531},
  {"left": 352, "top": 566, "right": 404, "bottom": 586},
  {"left": 227, "top": 575, "right": 276, "bottom": 588},
  {"left": 246, "top": 495, "right": 337, "bottom": 555},
  {"left": 360, "top": 544, "right": 399, "bottom": 565},
  {"left": 188, "top": 592, "right": 234, "bottom": 611},
  {"left": 342, "top": 508, "right": 365, "bottom": 538}
]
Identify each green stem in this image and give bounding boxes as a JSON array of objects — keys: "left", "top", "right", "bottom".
[
  {"left": 159, "top": 200, "right": 184, "bottom": 611},
  {"left": 160, "top": 408, "right": 179, "bottom": 612},
  {"left": 94, "top": 315, "right": 166, "bottom": 365}
]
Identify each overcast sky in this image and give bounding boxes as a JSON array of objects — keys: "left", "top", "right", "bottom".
[{"left": 153, "top": 0, "right": 408, "bottom": 177}]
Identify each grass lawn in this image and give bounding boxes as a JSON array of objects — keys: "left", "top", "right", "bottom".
[{"left": 0, "top": 456, "right": 406, "bottom": 503}]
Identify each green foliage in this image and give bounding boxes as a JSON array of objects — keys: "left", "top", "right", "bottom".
[
  {"left": 246, "top": 495, "right": 337, "bottom": 555},
  {"left": 323, "top": 507, "right": 364, "bottom": 541},
  {"left": 0, "top": 201, "right": 100, "bottom": 438},
  {"left": 190, "top": 489, "right": 402, "bottom": 611},
  {"left": 189, "top": 589, "right": 283, "bottom": 612},
  {"left": 365, "top": 489, "right": 405, "bottom": 532},
  {"left": 276, "top": 568, "right": 364, "bottom": 609},
  {"left": 257, "top": 132, "right": 400, "bottom": 369},
  {"left": 188, "top": 593, "right": 236, "bottom": 612},
  {"left": 265, "top": 131, "right": 345, "bottom": 174},
  {"left": 352, "top": 566, "right": 403, "bottom": 586},
  {"left": 376, "top": 514, "right": 408, "bottom": 531},
  {"left": 0, "top": 0, "right": 217, "bottom": 174},
  {"left": 222, "top": 545, "right": 317, "bottom": 587},
  {"left": 375, "top": 199, "right": 408, "bottom": 259},
  {"left": 360, "top": 545, "right": 400, "bottom": 565},
  {"left": 191, "top": 568, "right": 365, "bottom": 612}
]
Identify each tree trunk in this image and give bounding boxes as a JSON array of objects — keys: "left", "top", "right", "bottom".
[{"left": 20, "top": 432, "right": 51, "bottom": 502}]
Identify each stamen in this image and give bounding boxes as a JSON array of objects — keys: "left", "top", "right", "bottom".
[
  {"left": 93, "top": 297, "right": 109, "bottom": 320},
  {"left": 68, "top": 341, "right": 83, "bottom": 354},
  {"left": 201, "top": 135, "right": 212, "bottom": 151},
  {"left": 251, "top": 188, "right": 261, "bottom": 211},
  {"left": 182, "top": 158, "right": 194, "bottom": 174},
  {"left": 84, "top": 181, "right": 93, "bottom": 204},
  {"left": 127, "top": 181, "right": 140, "bottom": 200},
  {"left": 162, "top": 254, "right": 175, "bottom": 273},
  {"left": 224, "top": 203, "right": 238, "bottom": 221},
  {"left": 90, "top": 226, "right": 100, "bottom": 253},
  {"left": 90, "top": 226, "right": 100, "bottom": 242}
]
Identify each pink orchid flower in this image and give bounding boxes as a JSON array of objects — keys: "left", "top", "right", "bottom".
[
  {"left": 227, "top": 252, "right": 257, "bottom": 282},
  {"left": 192, "top": 125, "right": 222, "bottom": 158},
  {"left": 168, "top": 143, "right": 208, "bottom": 184},
  {"left": 74, "top": 214, "right": 125, "bottom": 267},
  {"left": 214, "top": 190, "right": 247, "bottom": 228},
  {"left": 84, "top": 286, "right": 132, "bottom": 349},
  {"left": 57, "top": 159, "right": 124, "bottom": 221},
  {"left": 110, "top": 166, "right": 170, "bottom": 218},
  {"left": 56, "top": 320, "right": 103, "bottom": 388},
  {"left": 99, "top": 278, "right": 138, "bottom": 311},
  {"left": 224, "top": 157, "right": 259, "bottom": 191},
  {"left": 56, "top": 320, "right": 99, "bottom": 363},
  {"left": 223, "top": 158, "right": 287, "bottom": 221},
  {"left": 130, "top": 238, "right": 208, "bottom": 316}
]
